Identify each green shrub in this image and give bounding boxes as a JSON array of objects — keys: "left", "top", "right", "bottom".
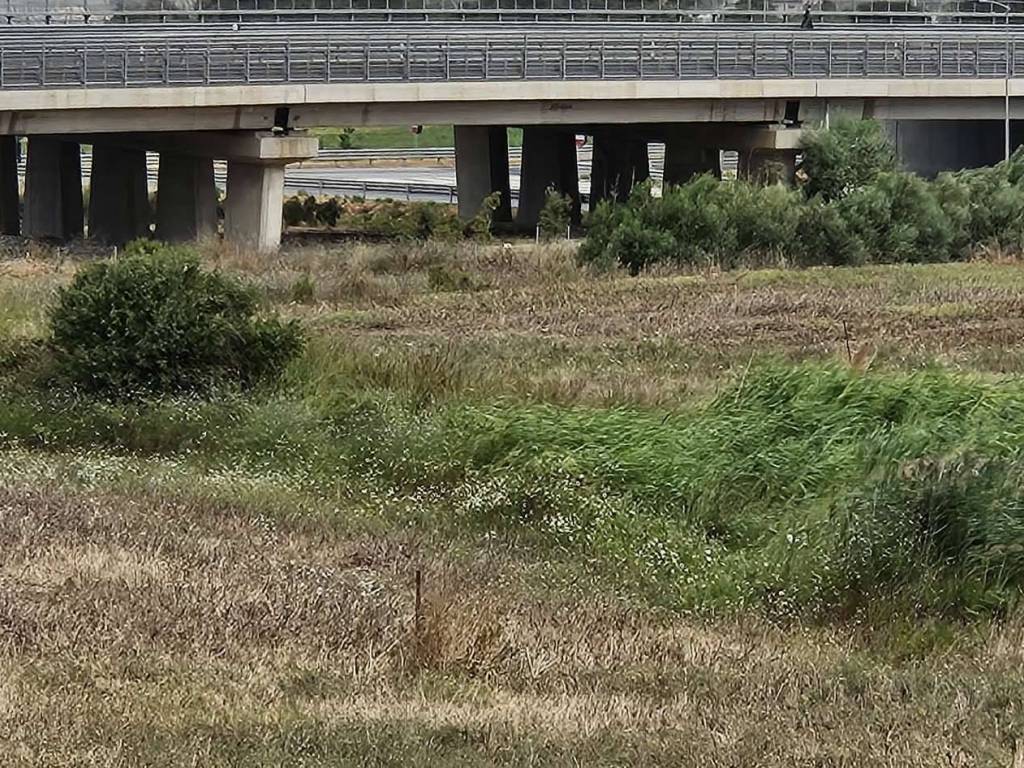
[
  {"left": 538, "top": 188, "right": 572, "bottom": 239},
  {"left": 792, "top": 198, "right": 864, "bottom": 267},
  {"left": 837, "top": 172, "right": 953, "bottom": 263},
  {"left": 463, "top": 190, "right": 502, "bottom": 242},
  {"left": 652, "top": 175, "right": 732, "bottom": 264},
  {"left": 800, "top": 119, "right": 898, "bottom": 201},
  {"left": 577, "top": 199, "right": 623, "bottom": 271},
  {"left": 282, "top": 194, "right": 308, "bottom": 227},
  {"left": 933, "top": 156, "right": 1024, "bottom": 256},
  {"left": 604, "top": 215, "right": 678, "bottom": 274},
  {"left": 718, "top": 181, "right": 802, "bottom": 267},
  {"left": 48, "top": 240, "right": 303, "bottom": 397}
]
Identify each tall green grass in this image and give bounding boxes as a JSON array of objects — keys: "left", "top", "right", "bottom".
[{"left": 3, "top": 362, "right": 1024, "bottom": 617}]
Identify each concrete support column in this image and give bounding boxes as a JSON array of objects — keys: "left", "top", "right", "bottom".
[
  {"left": 88, "top": 145, "right": 151, "bottom": 245},
  {"left": 889, "top": 120, "right": 1005, "bottom": 178},
  {"left": 224, "top": 161, "right": 284, "bottom": 252},
  {"left": 590, "top": 133, "right": 650, "bottom": 206},
  {"left": 663, "top": 139, "right": 720, "bottom": 186},
  {"left": 24, "top": 137, "right": 83, "bottom": 241},
  {"left": 454, "top": 125, "right": 512, "bottom": 223},
  {"left": 0, "top": 136, "right": 19, "bottom": 236},
  {"left": 738, "top": 148, "right": 797, "bottom": 185},
  {"left": 156, "top": 154, "right": 217, "bottom": 242},
  {"left": 515, "top": 127, "right": 580, "bottom": 228}
]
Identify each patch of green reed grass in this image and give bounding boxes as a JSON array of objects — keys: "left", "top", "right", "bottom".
[{"left": 3, "top": 362, "right": 1024, "bottom": 617}]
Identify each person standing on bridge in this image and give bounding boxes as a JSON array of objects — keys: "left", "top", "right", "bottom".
[{"left": 800, "top": 2, "right": 814, "bottom": 29}]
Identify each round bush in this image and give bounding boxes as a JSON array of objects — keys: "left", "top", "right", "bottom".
[{"left": 48, "top": 241, "right": 304, "bottom": 397}]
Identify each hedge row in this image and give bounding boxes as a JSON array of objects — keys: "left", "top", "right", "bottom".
[
  {"left": 282, "top": 192, "right": 496, "bottom": 241},
  {"left": 581, "top": 126, "right": 1024, "bottom": 272}
]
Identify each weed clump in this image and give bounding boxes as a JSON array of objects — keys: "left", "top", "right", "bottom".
[{"left": 48, "top": 240, "right": 303, "bottom": 397}]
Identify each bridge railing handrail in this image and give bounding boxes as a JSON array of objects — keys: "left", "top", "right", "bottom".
[
  {"left": 8, "top": 0, "right": 1024, "bottom": 23},
  {"left": 1, "top": 28, "right": 1021, "bottom": 88}
]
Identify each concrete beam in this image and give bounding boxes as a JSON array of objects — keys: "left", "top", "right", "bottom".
[
  {"left": 156, "top": 154, "right": 217, "bottom": 243},
  {"left": 0, "top": 136, "right": 19, "bottom": 236},
  {"left": 88, "top": 145, "right": 151, "bottom": 245},
  {"left": 3, "top": 79, "right": 1024, "bottom": 135},
  {"left": 0, "top": 106, "right": 278, "bottom": 137},
  {"left": 516, "top": 127, "right": 580, "bottom": 229},
  {"left": 23, "top": 137, "right": 83, "bottom": 242},
  {"left": 3, "top": 79, "right": 1021, "bottom": 117},
  {"left": 91, "top": 131, "right": 319, "bottom": 164},
  {"left": 454, "top": 125, "right": 513, "bottom": 223},
  {"left": 224, "top": 162, "right": 284, "bottom": 252}
]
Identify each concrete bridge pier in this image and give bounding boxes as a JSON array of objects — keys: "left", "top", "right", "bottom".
[
  {"left": 889, "top": 120, "right": 1006, "bottom": 177},
  {"left": 590, "top": 131, "right": 650, "bottom": 206},
  {"left": 454, "top": 125, "right": 512, "bottom": 223},
  {"left": 662, "top": 140, "right": 720, "bottom": 186},
  {"left": 737, "top": 148, "right": 797, "bottom": 185},
  {"left": 156, "top": 154, "right": 217, "bottom": 242},
  {"left": 515, "top": 127, "right": 580, "bottom": 228},
  {"left": 88, "top": 145, "right": 151, "bottom": 245},
  {"left": 104, "top": 130, "right": 319, "bottom": 251},
  {"left": 23, "top": 137, "right": 84, "bottom": 242},
  {"left": 224, "top": 162, "right": 285, "bottom": 252},
  {"left": 0, "top": 136, "right": 19, "bottom": 235}
]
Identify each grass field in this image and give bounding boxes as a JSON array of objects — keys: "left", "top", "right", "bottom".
[{"left": 2, "top": 242, "right": 1024, "bottom": 765}]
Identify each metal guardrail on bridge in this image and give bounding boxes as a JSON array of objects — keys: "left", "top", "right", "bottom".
[
  {"left": 4, "top": 27, "right": 1024, "bottom": 89},
  {"left": 6, "top": 0, "right": 1024, "bottom": 23}
]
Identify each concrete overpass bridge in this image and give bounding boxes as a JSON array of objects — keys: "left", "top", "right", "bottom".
[{"left": 2, "top": 18, "right": 1023, "bottom": 248}]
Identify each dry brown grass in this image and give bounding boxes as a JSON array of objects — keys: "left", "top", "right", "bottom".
[
  {"left": 9, "top": 241, "right": 1024, "bottom": 404},
  {"left": 249, "top": 243, "right": 1024, "bottom": 403},
  {"left": 0, "top": 481, "right": 1022, "bottom": 767}
]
